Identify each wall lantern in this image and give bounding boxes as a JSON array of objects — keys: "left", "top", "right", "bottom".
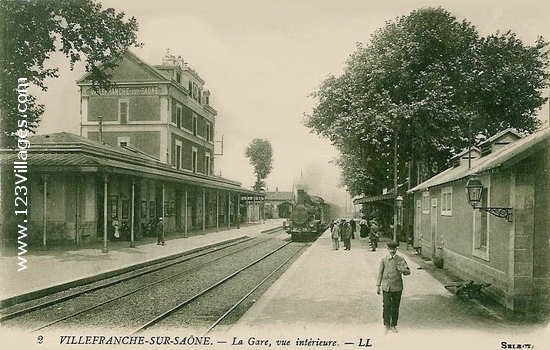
[
  {"left": 465, "top": 176, "right": 513, "bottom": 222},
  {"left": 396, "top": 195, "right": 403, "bottom": 208},
  {"left": 395, "top": 195, "right": 404, "bottom": 227}
]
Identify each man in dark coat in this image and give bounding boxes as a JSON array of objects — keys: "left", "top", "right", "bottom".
[
  {"left": 341, "top": 219, "right": 352, "bottom": 250},
  {"left": 349, "top": 218, "right": 356, "bottom": 239},
  {"left": 359, "top": 216, "right": 369, "bottom": 238},
  {"left": 369, "top": 219, "right": 379, "bottom": 251},
  {"left": 156, "top": 217, "right": 165, "bottom": 246}
]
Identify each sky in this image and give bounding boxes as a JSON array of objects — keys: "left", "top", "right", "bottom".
[{"left": 35, "top": 0, "right": 550, "bottom": 209}]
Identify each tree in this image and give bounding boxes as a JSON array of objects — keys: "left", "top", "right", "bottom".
[
  {"left": 0, "top": 0, "right": 141, "bottom": 147},
  {"left": 305, "top": 7, "right": 549, "bottom": 197},
  {"left": 244, "top": 138, "right": 273, "bottom": 191}
]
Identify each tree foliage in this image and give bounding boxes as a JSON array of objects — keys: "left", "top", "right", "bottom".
[
  {"left": 304, "top": 7, "right": 549, "bottom": 197},
  {"left": 244, "top": 138, "right": 273, "bottom": 191},
  {"left": 0, "top": 0, "right": 141, "bottom": 147}
]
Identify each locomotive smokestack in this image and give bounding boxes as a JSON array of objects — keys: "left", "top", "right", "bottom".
[{"left": 297, "top": 189, "right": 306, "bottom": 205}]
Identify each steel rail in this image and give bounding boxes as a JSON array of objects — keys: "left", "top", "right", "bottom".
[
  {"left": 2, "top": 237, "right": 254, "bottom": 322},
  {"left": 28, "top": 237, "right": 274, "bottom": 332},
  {"left": 132, "top": 241, "right": 292, "bottom": 334},
  {"left": 202, "top": 243, "right": 308, "bottom": 335}
]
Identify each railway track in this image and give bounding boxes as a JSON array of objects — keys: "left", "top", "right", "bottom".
[
  {"left": 0, "top": 236, "right": 255, "bottom": 321},
  {"left": 137, "top": 241, "right": 307, "bottom": 334},
  {"left": 1, "top": 231, "right": 306, "bottom": 333}
]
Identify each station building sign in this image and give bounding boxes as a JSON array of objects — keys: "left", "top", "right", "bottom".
[
  {"left": 87, "top": 86, "right": 162, "bottom": 96},
  {"left": 240, "top": 195, "right": 264, "bottom": 203}
]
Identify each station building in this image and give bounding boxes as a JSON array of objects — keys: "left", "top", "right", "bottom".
[{"left": 0, "top": 50, "right": 264, "bottom": 247}]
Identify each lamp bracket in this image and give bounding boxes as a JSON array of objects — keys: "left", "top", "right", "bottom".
[{"left": 474, "top": 206, "right": 513, "bottom": 222}]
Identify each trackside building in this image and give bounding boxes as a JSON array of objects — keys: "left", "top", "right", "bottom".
[{"left": 407, "top": 128, "right": 550, "bottom": 316}]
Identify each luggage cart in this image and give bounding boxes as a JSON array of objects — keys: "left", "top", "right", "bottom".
[{"left": 444, "top": 280, "right": 491, "bottom": 299}]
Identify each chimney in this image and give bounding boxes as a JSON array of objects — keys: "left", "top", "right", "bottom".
[
  {"left": 176, "top": 55, "right": 185, "bottom": 68},
  {"left": 162, "top": 48, "right": 176, "bottom": 66}
]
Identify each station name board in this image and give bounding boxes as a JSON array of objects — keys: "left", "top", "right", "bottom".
[
  {"left": 240, "top": 195, "right": 264, "bottom": 202},
  {"left": 89, "top": 86, "right": 161, "bottom": 96}
]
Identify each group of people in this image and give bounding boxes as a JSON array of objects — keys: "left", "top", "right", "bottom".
[
  {"left": 329, "top": 218, "right": 355, "bottom": 250},
  {"left": 110, "top": 218, "right": 131, "bottom": 241},
  {"left": 330, "top": 216, "right": 380, "bottom": 252},
  {"left": 329, "top": 216, "right": 411, "bottom": 334}
]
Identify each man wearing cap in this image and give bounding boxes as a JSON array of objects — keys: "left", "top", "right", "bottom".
[
  {"left": 156, "top": 217, "right": 165, "bottom": 246},
  {"left": 341, "top": 219, "right": 352, "bottom": 250},
  {"left": 368, "top": 219, "right": 379, "bottom": 251},
  {"left": 376, "top": 241, "right": 410, "bottom": 333}
]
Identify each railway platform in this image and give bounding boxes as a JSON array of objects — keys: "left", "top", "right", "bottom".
[
  {"left": 230, "top": 228, "right": 549, "bottom": 350},
  {"left": 0, "top": 220, "right": 285, "bottom": 306}
]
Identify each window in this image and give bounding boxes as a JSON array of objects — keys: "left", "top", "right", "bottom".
[
  {"left": 441, "top": 187, "right": 452, "bottom": 216},
  {"left": 205, "top": 152, "right": 211, "bottom": 175},
  {"left": 176, "top": 72, "right": 181, "bottom": 83},
  {"left": 117, "top": 136, "right": 130, "bottom": 147},
  {"left": 141, "top": 201, "right": 147, "bottom": 218},
  {"left": 192, "top": 82, "right": 199, "bottom": 100},
  {"left": 479, "top": 187, "right": 488, "bottom": 247},
  {"left": 175, "top": 140, "right": 182, "bottom": 169},
  {"left": 422, "top": 191, "right": 430, "bottom": 214},
  {"left": 192, "top": 115, "right": 198, "bottom": 136},
  {"left": 169, "top": 201, "right": 175, "bottom": 217},
  {"left": 206, "top": 123, "right": 211, "bottom": 142},
  {"left": 121, "top": 199, "right": 129, "bottom": 220},
  {"left": 118, "top": 99, "right": 129, "bottom": 124},
  {"left": 473, "top": 184, "right": 489, "bottom": 260},
  {"left": 188, "top": 81, "right": 202, "bottom": 103},
  {"left": 176, "top": 105, "right": 182, "bottom": 129},
  {"left": 192, "top": 147, "right": 198, "bottom": 173},
  {"left": 109, "top": 195, "right": 118, "bottom": 219}
]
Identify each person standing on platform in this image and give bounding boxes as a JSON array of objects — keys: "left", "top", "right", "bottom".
[
  {"left": 341, "top": 219, "right": 352, "bottom": 250},
  {"left": 349, "top": 218, "right": 356, "bottom": 239},
  {"left": 369, "top": 219, "right": 380, "bottom": 251},
  {"left": 111, "top": 217, "right": 120, "bottom": 241},
  {"left": 156, "top": 217, "right": 165, "bottom": 246},
  {"left": 331, "top": 219, "right": 341, "bottom": 250},
  {"left": 376, "top": 241, "right": 410, "bottom": 333},
  {"left": 359, "top": 216, "right": 369, "bottom": 238}
]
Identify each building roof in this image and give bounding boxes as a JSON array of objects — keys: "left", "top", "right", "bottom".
[
  {"left": 450, "top": 146, "right": 480, "bottom": 162},
  {"left": 352, "top": 181, "right": 409, "bottom": 205},
  {"left": 76, "top": 50, "right": 168, "bottom": 85},
  {"left": 76, "top": 50, "right": 218, "bottom": 116},
  {"left": 1, "top": 132, "right": 261, "bottom": 196},
  {"left": 408, "top": 127, "right": 550, "bottom": 193},
  {"left": 478, "top": 128, "right": 523, "bottom": 147},
  {"left": 264, "top": 191, "right": 294, "bottom": 201},
  {"left": 353, "top": 191, "right": 396, "bottom": 205}
]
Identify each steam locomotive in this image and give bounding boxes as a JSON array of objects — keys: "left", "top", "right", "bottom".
[{"left": 283, "top": 189, "right": 330, "bottom": 242}]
